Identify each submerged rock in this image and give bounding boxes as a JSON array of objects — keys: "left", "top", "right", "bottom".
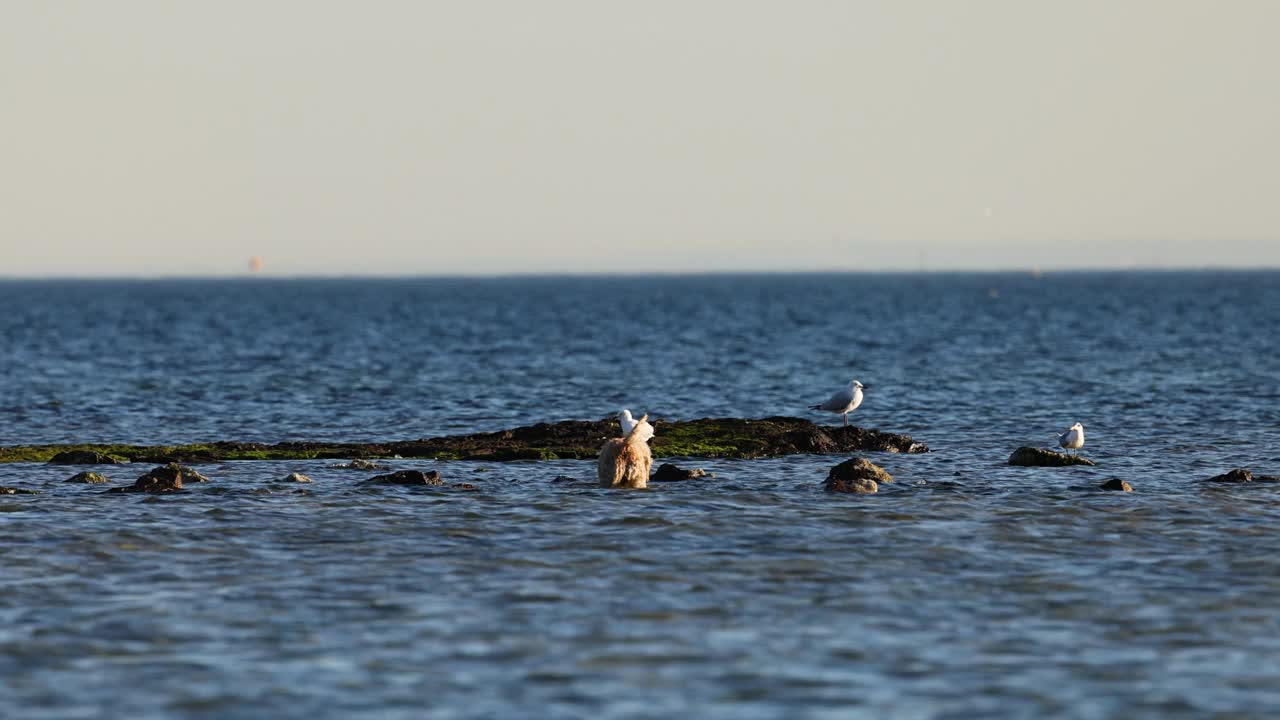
[
  {"left": 650, "top": 463, "right": 712, "bottom": 482},
  {"left": 824, "top": 457, "right": 893, "bottom": 493},
  {"left": 1205, "top": 468, "right": 1280, "bottom": 484},
  {"left": 331, "top": 459, "right": 389, "bottom": 471},
  {"left": 48, "top": 450, "right": 122, "bottom": 465},
  {"left": 363, "top": 470, "right": 443, "bottom": 486},
  {"left": 1008, "top": 447, "right": 1097, "bottom": 467},
  {"left": 277, "top": 472, "right": 313, "bottom": 483},
  {"left": 0, "top": 486, "right": 39, "bottom": 495},
  {"left": 1099, "top": 478, "right": 1133, "bottom": 492},
  {"left": 108, "top": 463, "right": 208, "bottom": 493},
  {"left": 65, "top": 471, "right": 112, "bottom": 484}
]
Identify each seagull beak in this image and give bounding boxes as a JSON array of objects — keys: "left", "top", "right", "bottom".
[{"left": 860, "top": 384, "right": 871, "bottom": 390}]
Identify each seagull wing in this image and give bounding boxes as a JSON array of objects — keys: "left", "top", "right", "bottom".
[{"left": 816, "top": 387, "right": 853, "bottom": 412}]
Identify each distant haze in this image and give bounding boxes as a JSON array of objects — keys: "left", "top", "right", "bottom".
[{"left": 3, "top": 1, "right": 1278, "bottom": 276}]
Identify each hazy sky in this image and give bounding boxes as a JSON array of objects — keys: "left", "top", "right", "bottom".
[{"left": 3, "top": 1, "right": 1278, "bottom": 276}]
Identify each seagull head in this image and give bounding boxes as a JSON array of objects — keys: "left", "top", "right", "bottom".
[
  {"left": 852, "top": 380, "right": 866, "bottom": 390},
  {"left": 618, "top": 409, "right": 634, "bottom": 422}
]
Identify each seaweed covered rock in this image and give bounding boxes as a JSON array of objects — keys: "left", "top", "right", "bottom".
[
  {"left": 1008, "top": 447, "right": 1096, "bottom": 467},
  {"left": 108, "top": 463, "right": 208, "bottom": 493},
  {"left": 65, "top": 471, "right": 112, "bottom": 484},
  {"left": 824, "top": 457, "right": 893, "bottom": 493},
  {"left": 1, "top": 416, "right": 929, "bottom": 464},
  {"left": 1099, "top": 478, "right": 1133, "bottom": 492},
  {"left": 1204, "top": 468, "right": 1280, "bottom": 484},
  {"left": 48, "top": 450, "right": 122, "bottom": 465},
  {"left": 363, "top": 470, "right": 443, "bottom": 486},
  {"left": 0, "top": 486, "right": 40, "bottom": 495},
  {"left": 650, "top": 463, "right": 711, "bottom": 482}
]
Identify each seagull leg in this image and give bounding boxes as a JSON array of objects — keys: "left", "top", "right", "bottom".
[{"left": 843, "top": 413, "right": 848, "bottom": 427}]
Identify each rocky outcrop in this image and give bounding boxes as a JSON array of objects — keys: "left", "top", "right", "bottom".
[
  {"left": 0, "top": 486, "right": 39, "bottom": 495},
  {"left": 1099, "top": 478, "right": 1133, "bottom": 492},
  {"left": 1008, "top": 447, "right": 1097, "bottom": 467},
  {"left": 1204, "top": 468, "right": 1280, "bottom": 484},
  {"left": 2, "top": 416, "right": 928, "bottom": 464},
  {"left": 362, "top": 470, "right": 443, "bottom": 486},
  {"left": 65, "top": 471, "right": 112, "bottom": 484},
  {"left": 277, "top": 472, "right": 313, "bottom": 483},
  {"left": 48, "top": 450, "right": 122, "bottom": 465},
  {"left": 650, "top": 463, "right": 712, "bottom": 482},
  {"left": 107, "top": 463, "right": 209, "bottom": 493},
  {"left": 824, "top": 457, "right": 893, "bottom": 493}
]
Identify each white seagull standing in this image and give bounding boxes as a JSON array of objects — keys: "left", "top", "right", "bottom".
[
  {"left": 1058, "top": 422, "right": 1085, "bottom": 455},
  {"left": 809, "top": 380, "right": 867, "bottom": 426},
  {"left": 617, "top": 409, "right": 655, "bottom": 442}
]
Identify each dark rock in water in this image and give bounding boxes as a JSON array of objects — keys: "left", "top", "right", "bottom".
[
  {"left": 550, "top": 475, "right": 578, "bottom": 483},
  {"left": 363, "top": 470, "right": 443, "bottom": 486},
  {"left": 779, "top": 428, "right": 839, "bottom": 454},
  {"left": 824, "top": 458, "right": 893, "bottom": 493},
  {"left": 650, "top": 463, "right": 712, "bottom": 482},
  {"left": 407, "top": 415, "right": 927, "bottom": 461},
  {"left": 1008, "top": 447, "right": 1097, "bottom": 467},
  {"left": 2, "top": 416, "right": 928, "bottom": 464},
  {"left": 1204, "top": 468, "right": 1280, "bottom": 484},
  {"left": 452, "top": 483, "right": 480, "bottom": 491},
  {"left": 134, "top": 449, "right": 218, "bottom": 464},
  {"left": 65, "top": 471, "right": 112, "bottom": 484},
  {"left": 277, "top": 472, "right": 313, "bottom": 483},
  {"left": 0, "top": 486, "right": 39, "bottom": 495},
  {"left": 108, "top": 463, "right": 208, "bottom": 493},
  {"left": 332, "top": 459, "right": 390, "bottom": 470},
  {"left": 823, "top": 425, "right": 928, "bottom": 454},
  {"left": 1099, "top": 478, "right": 1133, "bottom": 492},
  {"left": 48, "top": 450, "right": 122, "bottom": 465}
]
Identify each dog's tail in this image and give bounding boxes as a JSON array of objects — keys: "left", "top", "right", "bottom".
[{"left": 624, "top": 414, "right": 649, "bottom": 442}]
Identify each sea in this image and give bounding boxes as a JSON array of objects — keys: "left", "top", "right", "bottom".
[{"left": 1, "top": 272, "right": 1279, "bottom": 719}]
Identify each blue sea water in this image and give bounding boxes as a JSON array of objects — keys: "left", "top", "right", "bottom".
[{"left": 2, "top": 272, "right": 1280, "bottom": 718}]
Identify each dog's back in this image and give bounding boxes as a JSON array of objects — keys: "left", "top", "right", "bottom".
[{"left": 597, "top": 417, "right": 653, "bottom": 489}]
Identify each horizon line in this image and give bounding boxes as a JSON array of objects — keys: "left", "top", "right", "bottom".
[{"left": 2, "top": 264, "right": 1279, "bottom": 281}]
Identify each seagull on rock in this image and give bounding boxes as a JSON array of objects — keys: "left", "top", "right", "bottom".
[
  {"left": 1058, "top": 422, "right": 1085, "bottom": 455},
  {"left": 809, "top": 380, "right": 867, "bottom": 426}
]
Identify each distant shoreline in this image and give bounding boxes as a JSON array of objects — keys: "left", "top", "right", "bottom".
[{"left": 3, "top": 267, "right": 1279, "bottom": 282}]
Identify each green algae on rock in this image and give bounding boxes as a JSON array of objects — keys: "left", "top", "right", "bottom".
[{"left": 0, "top": 416, "right": 927, "bottom": 464}]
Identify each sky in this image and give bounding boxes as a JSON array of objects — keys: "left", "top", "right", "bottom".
[{"left": 2, "top": 1, "right": 1279, "bottom": 276}]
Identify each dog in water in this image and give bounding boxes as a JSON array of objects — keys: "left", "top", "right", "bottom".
[{"left": 597, "top": 414, "right": 653, "bottom": 489}]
